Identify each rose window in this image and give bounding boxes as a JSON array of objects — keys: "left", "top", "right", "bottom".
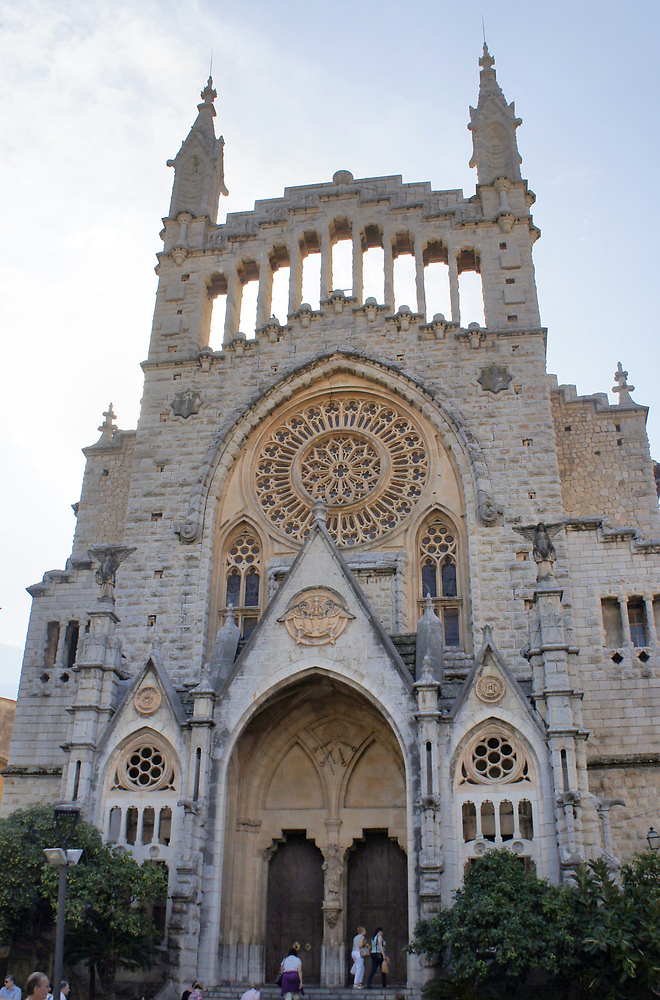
[
  {"left": 254, "top": 395, "right": 429, "bottom": 546},
  {"left": 459, "top": 730, "right": 531, "bottom": 786},
  {"left": 113, "top": 741, "right": 176, "bottom": 792}
]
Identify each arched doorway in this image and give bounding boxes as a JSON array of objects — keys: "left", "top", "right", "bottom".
[
  {"left": 346, "top": 832, "right": 408, "bottom": 985},
  {"left": 265, "top": 833, "right": 324, "bottom": 982},
  {"left": 218, "top": 676, "right": 408, "bottom": 987}
]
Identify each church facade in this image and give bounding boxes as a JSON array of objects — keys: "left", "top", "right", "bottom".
[{"left": 3, "top": 47, "right": 660, "bottom": 991}]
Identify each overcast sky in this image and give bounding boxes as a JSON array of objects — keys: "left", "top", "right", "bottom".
[{"left": 1, "top": 0, "right": 659, "bottom": 698}]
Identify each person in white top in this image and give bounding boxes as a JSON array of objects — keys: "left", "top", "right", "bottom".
[
  {"left": 350, "top": 926, "right": 367, "bottom": 988},
  {"left": 239, "top": 988, "right": 260, "bottom": 1000},
  {"left": 279, "top": 948, "right": 303, "bottom": 1000}
]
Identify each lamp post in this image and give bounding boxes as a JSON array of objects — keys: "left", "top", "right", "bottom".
[
  {"left": 648, "top": 827, "right": 660, "bottom": 852},
  {"left": 44, "top": 804, "right": 82, "bottom": 1000}
]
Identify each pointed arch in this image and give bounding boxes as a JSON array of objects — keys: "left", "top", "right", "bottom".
[
  {"left": 416, "top": 508, "right": 466, "bottom": 648},
  {"left": 214, "top": 517, "right": 264, "bottom": 639}
]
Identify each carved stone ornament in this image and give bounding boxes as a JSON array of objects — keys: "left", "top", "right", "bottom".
[
  {"left": 172, "top": 389, "right": 203, "bottom": 419},
  {"left": 475, "top": 673, "right": 505, "bottom": 704},
  {"left": 88, "top": 544, "right": 137, "bottom": 600},
  {"left": 477, "top": 364, "right": 513, "bottom": 394},
  {"left": 323, "top": 905, "right": 341, "bottom": 927},
  {"left": 134, "top": 685, "right": 162, "bottom": 715},
  {"left": 278, "top": 588, "right": 355, "bottom": 645}
]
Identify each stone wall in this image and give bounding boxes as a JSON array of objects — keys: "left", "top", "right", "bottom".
[
  {"left": 551, "top": 381, "right": 659, "bottom": 537},
  {"left": 72, "top": 430, "right": 136, "bottom": 558}
]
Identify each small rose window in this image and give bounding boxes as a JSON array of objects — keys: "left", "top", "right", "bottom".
[
  {"left": 458, "top": 729, "right": 532, "bottom": 786},
  {"left": 113, "top": 739, "right": 176, "bottom": 791}
]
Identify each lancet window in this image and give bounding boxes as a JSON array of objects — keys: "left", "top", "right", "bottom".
[
  {"left": 418, "top": 516, "right": 461, "bottom": 647},
  {"left": 220, "top": 525, "right": 262, "bottom": 638}
]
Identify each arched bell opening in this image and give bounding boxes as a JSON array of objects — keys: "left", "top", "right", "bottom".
[{"left": 217, "top": 675, "right": 408, "bottom": 988}]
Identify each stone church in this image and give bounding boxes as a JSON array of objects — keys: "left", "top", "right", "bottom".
[{"left": 3, "top": 46, "right": 660, "bottom": 992}]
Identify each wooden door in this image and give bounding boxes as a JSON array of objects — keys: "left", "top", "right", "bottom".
[
  {"left": 346, "top": 832, "right": 409, "bottom": 984},
  {"left": 266, "top": 833, "right": 324, "bottom": 983}
]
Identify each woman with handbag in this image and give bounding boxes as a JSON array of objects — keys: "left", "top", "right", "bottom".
[
  {"left": 366, "top": 928, "right": 386, "bottom": 989},
  {"left": 350, "top": 925, "right": 368, "bottom": 988}
]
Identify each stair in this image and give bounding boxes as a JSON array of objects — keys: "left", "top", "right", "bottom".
[{"left": 208, "top": 989, "right": 415, "bottom": 1000}]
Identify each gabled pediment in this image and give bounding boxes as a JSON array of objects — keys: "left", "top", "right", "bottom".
[
  {"left": 96, "top": 650, "right": 188, "bottom": 754},
  {"left": 217, "top": 511, "right": 413, "bottom": 696},
  {"left": 450, "top": 626, "right": 544, "bottom": 735}
]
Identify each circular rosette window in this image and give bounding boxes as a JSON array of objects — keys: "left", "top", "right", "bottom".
[
  {"left": 254, "top": 394, "right": 430, "bottom": 546},
  {"left": 460, "top": 728, "right": 531, "bottom": 785},
  {"left": 113, "top": 738, "right": 176, "bottom": 792}
]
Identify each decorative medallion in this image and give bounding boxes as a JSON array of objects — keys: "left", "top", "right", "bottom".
[
  {"left": 278, "top": 587, "right": 355, "bottom": 645},
  {"left": 475, "top": 674, "right": 505, "bottom": 704},
  {"left": 171, "top": 389, "right": 203, "bottom": 419},
  {"left": 254, "top": 394, "right": 429, "bottom": 546},
  {"left": 477, "top": 364, "right": 513, "bottom": 394},
  {"left": 134, "top": 685, "right": 162, "bottom": 715}
]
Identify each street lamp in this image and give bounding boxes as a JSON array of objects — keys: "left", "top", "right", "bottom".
[
  {"left": 648, "top": 827, "right": 660, "bottom": 852},
  {"left": 44, "top": 804, "right": 82, "bottom": 1000}
]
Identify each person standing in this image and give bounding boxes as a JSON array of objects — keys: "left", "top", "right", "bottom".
[
  {"left": 189, "top": 983, "right": 203, "bottom": 1000},
  {"left": 350, "top": 926, "right": 367, "bottom": 988},
  {"left": 1, "top": 978, "right": 21, "bottom": 1000},
  {"left": 366, "top": 928, "right": 387, "bottom": 989},
  {"left": 279, "top": 947, "right": 303, "bottom": 1000}
]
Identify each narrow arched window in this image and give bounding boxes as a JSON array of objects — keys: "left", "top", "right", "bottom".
[
  {"left": 220, "top": 525, "right": 263, "bottom": 638},
  {"left": 418, "top": 516, "right": 462, "bottom": 647}
]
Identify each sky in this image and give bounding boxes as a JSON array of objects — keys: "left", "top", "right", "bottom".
[{"left": 1, "top": 0, "right": 659, "bottom": 699}]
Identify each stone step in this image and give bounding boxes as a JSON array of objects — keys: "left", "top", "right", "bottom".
[{"left": 207, "top": 988, "right": 414, "bottom": 1000}]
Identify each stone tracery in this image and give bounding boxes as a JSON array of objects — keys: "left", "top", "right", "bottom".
[{"left": 254, "top": 394, "right": 429, "bottom": 546}]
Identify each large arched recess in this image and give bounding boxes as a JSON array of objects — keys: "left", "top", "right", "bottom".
[
  {"left": 184, "top": 350, "right": 498, "bottom": 668},
  {"left": 201, "top": 673, "right": 414, "bottom": 988}
]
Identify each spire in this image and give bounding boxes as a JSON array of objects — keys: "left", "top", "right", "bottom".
[
  {"left": 166, "top": 75, "right": 228, "bottom": 224},
  {"left": 468, "top": 44, "right": 523, "bottom": 186}
]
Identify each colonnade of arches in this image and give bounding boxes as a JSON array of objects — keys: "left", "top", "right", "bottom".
[{"left": 205, "top": 223, "right": 485, "bottom": 346}]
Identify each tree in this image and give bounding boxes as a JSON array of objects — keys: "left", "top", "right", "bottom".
[
  {"left": 568, "top": 855, "right": 660, "bottom": 999},
  {"left": 0, "top": 806, "right": 167, "bottom": 997},
  {"left": 0, "top": 804, "right": 102, "bottom": 964},
  {"left": 45, "top": 845, "right": 168, "bottom": 997},
  {"left": 408, "top": 849, "right": 576, "bottom": 998},
  {"left": 409, "top": 849, "right": 660, "bottom": 1000}
]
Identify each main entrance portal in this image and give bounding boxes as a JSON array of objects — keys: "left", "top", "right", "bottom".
[
  {"left": 266, "top": 834, "right": 324, "bottom": 982},
  {"left": 346, "top": 832, "right": 409, "bottom": 984},
  {"left": 218, "top": 677, "right": 408, "bottom": 986}
]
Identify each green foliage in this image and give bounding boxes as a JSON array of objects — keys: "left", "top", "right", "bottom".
[
  {"left": 0, "top": 804, "right": 102, "bottom": 948},
  {"left": 0, "top": 806, "right": 168, "bottom": 994},
  {"left": 410, "top": 849, "right": 660, "bottom": 1000}
]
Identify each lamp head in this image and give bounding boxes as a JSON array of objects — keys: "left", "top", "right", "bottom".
[
  {"left": 647, "top": 826, "right": 660, "bottom": 852},
  {"left": 53, "top": 802, "right": 81, "bottom": 848},
  {"left": 43, "top": 848, "right": 67, "bottom": 866}
]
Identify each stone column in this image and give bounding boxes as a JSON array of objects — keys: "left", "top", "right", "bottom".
[
  {"left": 415, "top": 241, "right": 426, "bottom": 319},
  {"left": 644, "top": 594, "right": 658, "bottom": 646},
  {"left": 383, "top": 231, "right": 394, "bottom": 310},
  {"left": 255, "top": 253, "right": 273, "bottom": 329},
  {"left": 448, "top": 253, "right": 460, "bottom": 324},
  {"left": 618, "top": 596, "right": 632, "bottom": 646},
  {"left": 320, "top": 841, "right": 346, "bottom": 987},
  {"left": 352, "top": 229, "right": 363, "bottom": 305},
  {"left": 223, "top": 262, "right": 243, "bottom": 343},
  {"left": 320, "top": 230, "right": 332, "bottom": 301},
  {"left": 288, "top": 240, "right": 303, "bottom": 315}
]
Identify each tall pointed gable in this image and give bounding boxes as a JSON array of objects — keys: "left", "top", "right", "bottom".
[
  {"left": 217, "top": 505, "right": 414, "bottom": 696},
  {"left": 468, "top": 44, "right": 523, "bottom": 186},
  {"left": 167, "top": 77, "right": 228, "bottom": 223}
]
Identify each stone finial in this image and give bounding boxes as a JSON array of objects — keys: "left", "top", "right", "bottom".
[
  {"left": 312, "top": 499, "right": 328, "bottom": 526},
  {"left": 88, "top": 544, "right": 136, "bottom": 602},
  {"left": 96, "top": 403, "right": 117, "bottom": 445},
  {"left": 200, "top": 76, "right": 217, "bottom": 110},
  {"left": 416, "top": 596, "right": 443, "bottom": 684},
  {"left": 479, "top": 42, "right": 495, "bottom": 71},
  {"left": 612, "top": 362, "right": 636, "bottom": 405}
]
